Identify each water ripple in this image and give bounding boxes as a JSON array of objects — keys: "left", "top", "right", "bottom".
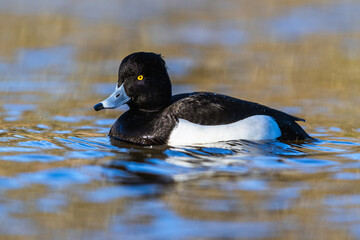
[
  {"left": 2, "top": 154, "right": 64, "bottom": 162},
  {"left": 18, "top": 140, "right": 62, "bottom": 149}
]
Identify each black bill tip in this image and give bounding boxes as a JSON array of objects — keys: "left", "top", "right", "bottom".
[{"left": 94, "top": 103, "right": 104, "bottom": 111}]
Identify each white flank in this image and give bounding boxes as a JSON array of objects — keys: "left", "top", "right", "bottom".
[{"left": 168, "top": 115, "right": 281, "bottom": 146}]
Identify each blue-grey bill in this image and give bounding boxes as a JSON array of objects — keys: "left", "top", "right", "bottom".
[{"left": 94, "top": 84, "right": 130, "bottom": 111}]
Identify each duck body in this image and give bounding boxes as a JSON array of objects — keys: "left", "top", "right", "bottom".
[
  {"left": 95, "top": 52, "right": 312, "bottom": 146},
  {"left": 108, "top": 92, "right": 310, "bottom": 146}
]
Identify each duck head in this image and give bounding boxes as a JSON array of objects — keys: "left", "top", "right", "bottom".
[{"left": 94, "top": 52, "right": 172, "bottom": 112}]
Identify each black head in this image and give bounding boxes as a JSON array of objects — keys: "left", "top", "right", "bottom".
[
  {"left": 118, "top": 52, "right": 172, "bottom": 111},
  {"left": 94, "top": 52, "right": 172, "bottom": 112}
]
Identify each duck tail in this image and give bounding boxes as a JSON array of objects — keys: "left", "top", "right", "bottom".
[{"left": 278, "top": 121, "right": 314, "bottom": 141}]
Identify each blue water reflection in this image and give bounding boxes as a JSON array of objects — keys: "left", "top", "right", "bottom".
[
  {"left": 2, "top": 154, "right": 64, "bottom": 162},
  {"left": 37, "top": 193, "right": 68, "bottom": 213},
  {"left": 19, "top": 168, "right": 92, "bottom": 188},
  {"left": 270, "top": 3, "right": 360, "bottom": 39},
  {"left": 111, "top": 200, "right": 277, "bottom": 239},
  {"left": 18, "top": 140, "right": 62, "bottom": 149},
  {"left": 0, "top": 217, "right": 37, "bottom": 235},
  {"left": 18, "top": 46, "right": 74, "bottom": 72},
  {"left": 85, "top": 185, "right": 163, "bottom": 203},
  {"left": 150, "top": 22, "right": 246, "bottom": 46}
]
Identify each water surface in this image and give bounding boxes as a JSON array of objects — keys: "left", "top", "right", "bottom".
[{"left": 1, "top": 0, "right": 360, "bottom": 239}]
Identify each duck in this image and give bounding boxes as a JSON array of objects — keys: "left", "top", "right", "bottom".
[{"left": 94, "top": 52, "right": 312, "bottom": 146}]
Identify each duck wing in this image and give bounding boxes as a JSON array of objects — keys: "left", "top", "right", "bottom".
[{"left": 169, "top": 92, "right": 311, "bottom": 140}]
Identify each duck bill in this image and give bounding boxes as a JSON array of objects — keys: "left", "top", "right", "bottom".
[{"left": 94, "top": 84, "right": 130, "bottom": 111}]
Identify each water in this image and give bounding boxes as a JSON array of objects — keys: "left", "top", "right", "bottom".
[{"left": 1, "top": 0, "right": 360, "bottom": 239}]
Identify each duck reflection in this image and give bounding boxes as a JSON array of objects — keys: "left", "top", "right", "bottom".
[
  {"left": 106, "top": 138, "right": 308, "bottom": 184},
  {"left": 105, "top": 139, "right": 318, "bottom": 239}
]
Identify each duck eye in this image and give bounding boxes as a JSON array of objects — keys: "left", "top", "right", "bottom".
[{"left": 137, "top": 75, "right": 144, "bottom": 81}]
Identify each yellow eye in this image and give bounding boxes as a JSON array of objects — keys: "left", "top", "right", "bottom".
[{"left": 137, "top": 75, "right": 143, "bottom": 81}]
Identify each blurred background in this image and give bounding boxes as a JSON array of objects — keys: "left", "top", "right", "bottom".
[
  {"left": 1, "top": 0, "right": 359, "bottom": 127},
  {"left": 1, "top": 0, "right": 360, "bottom": 239}
]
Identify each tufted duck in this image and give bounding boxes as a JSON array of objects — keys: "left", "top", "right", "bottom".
[{"left": 94, "top": 52, "right": 312, "bottom": 146}]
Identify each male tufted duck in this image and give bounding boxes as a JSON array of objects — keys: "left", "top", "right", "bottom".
[{"left": 94, "top": 52, "right": 312, "bottom": 146}]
